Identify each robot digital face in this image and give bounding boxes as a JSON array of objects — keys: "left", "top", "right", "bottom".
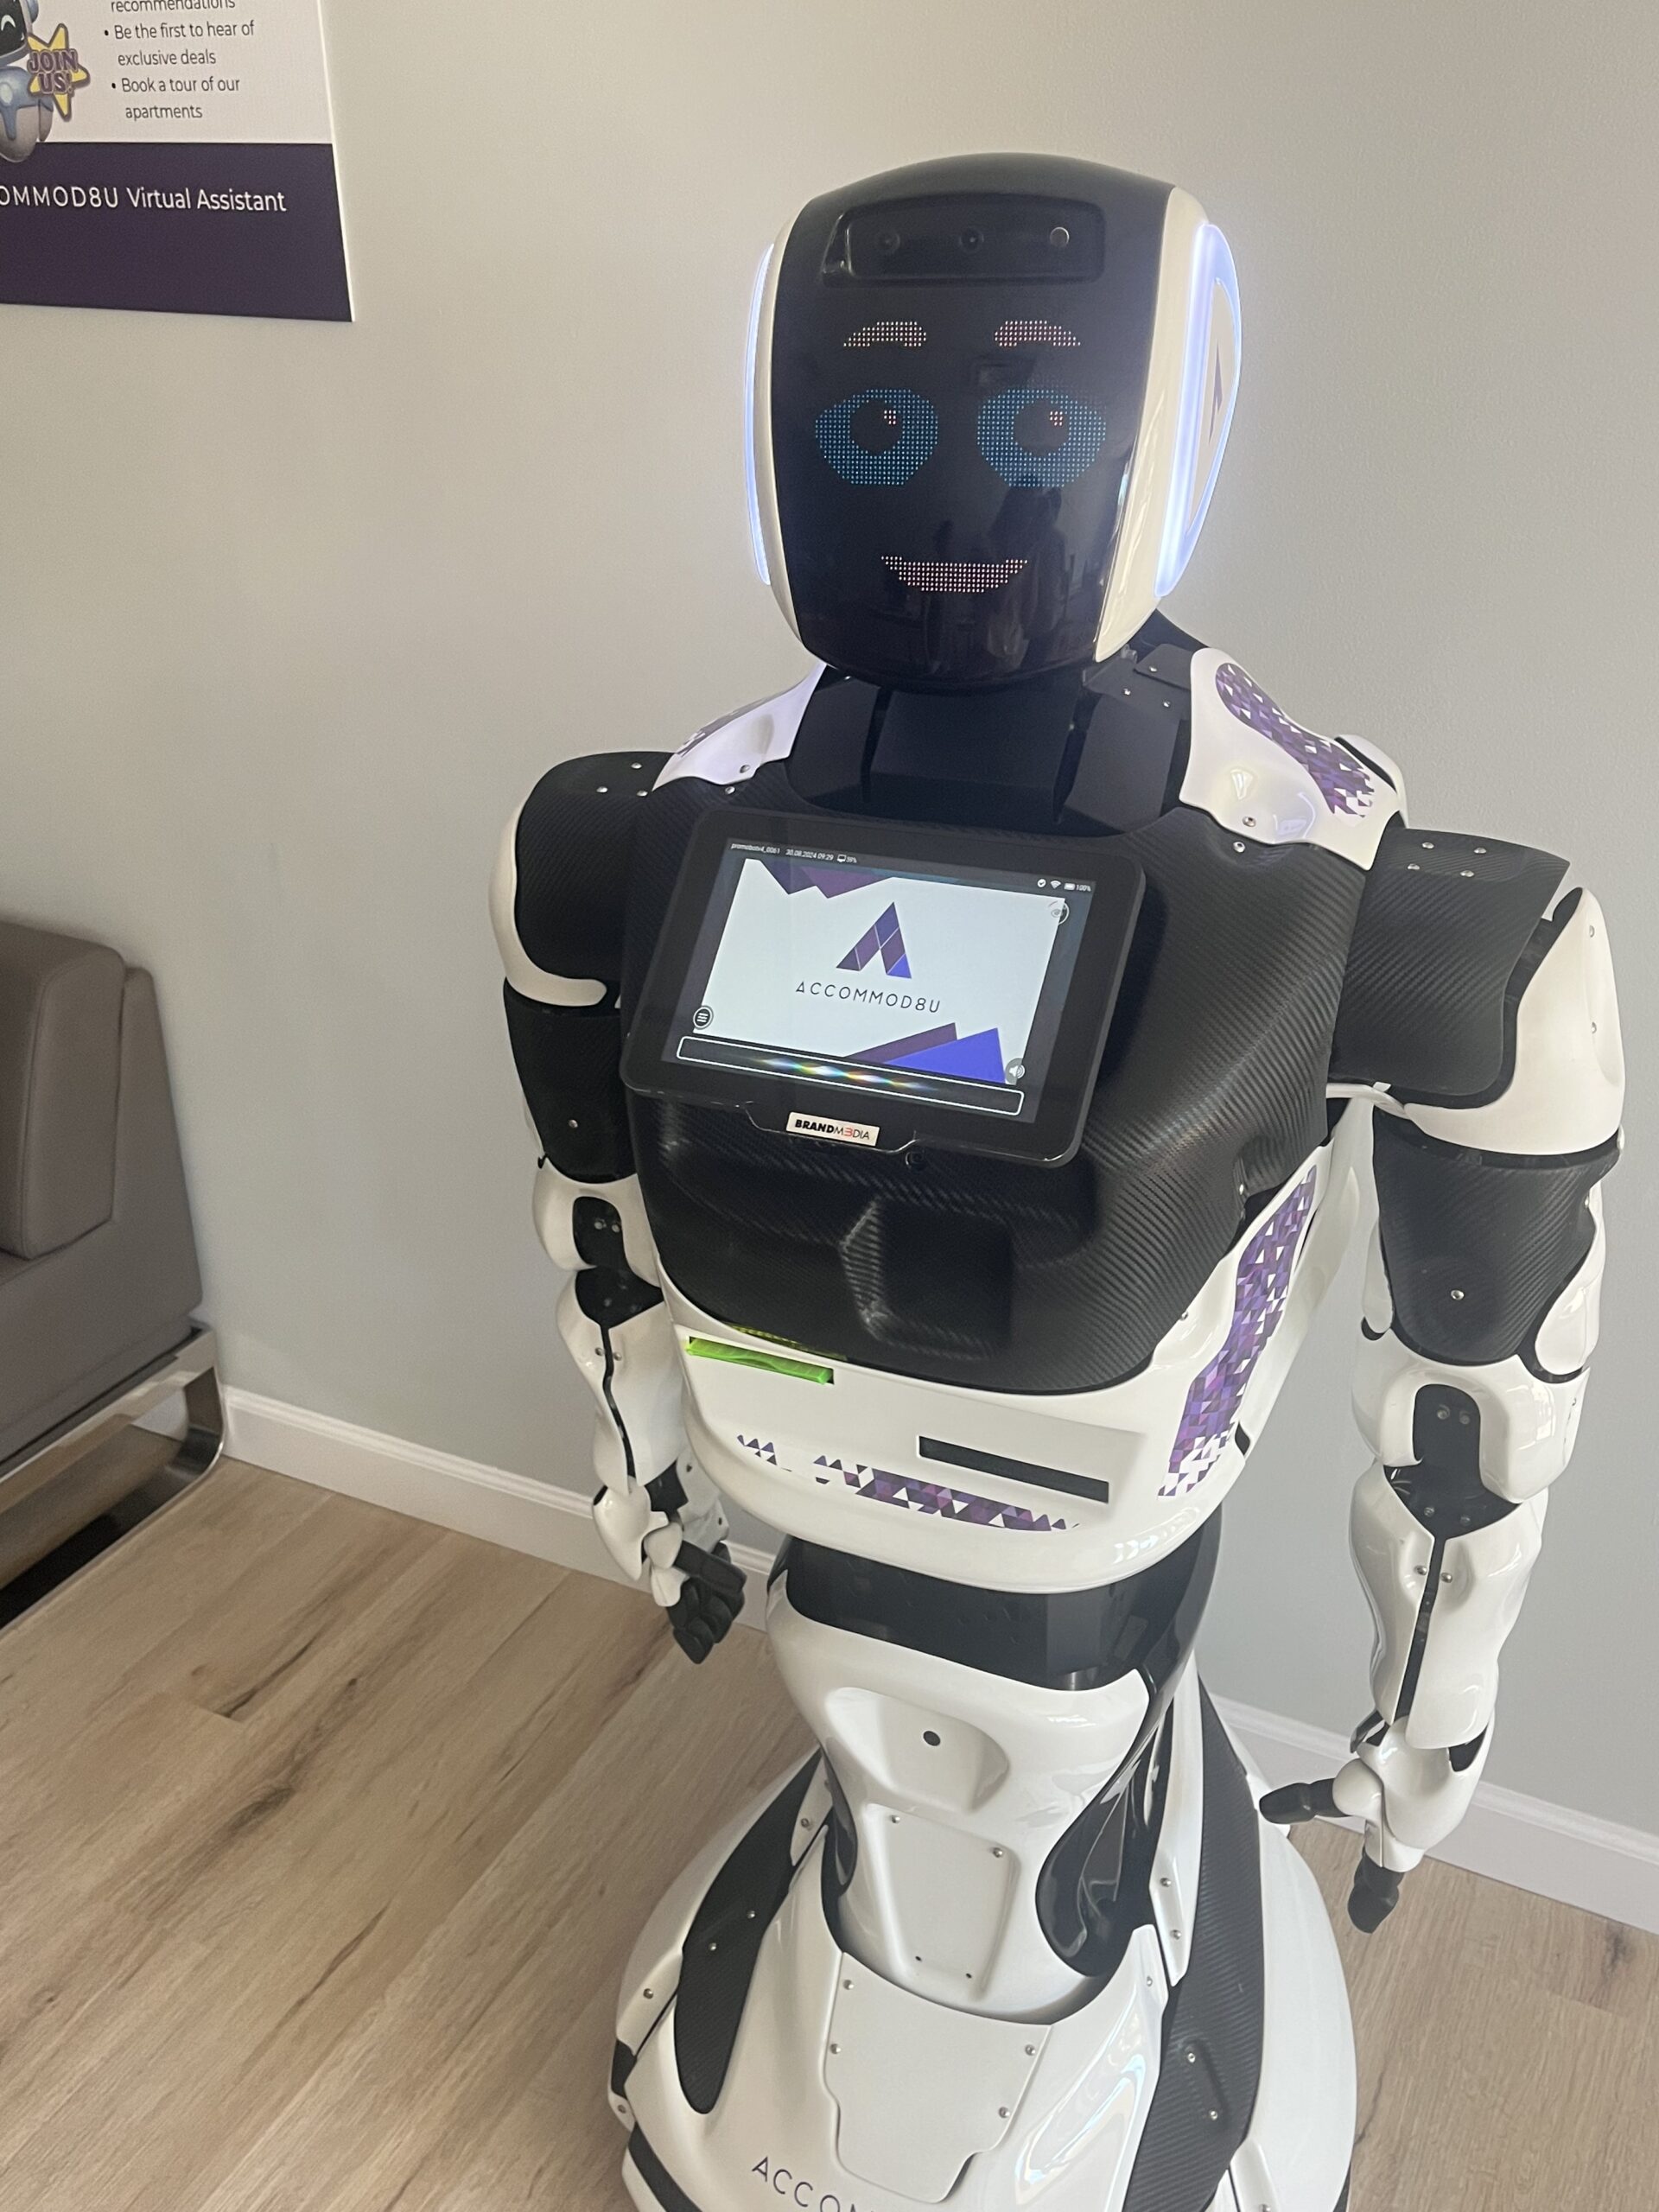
[
  {"left": 0, "top": 0, "right": 29, "bottom": 60},
  {"left": 770, "top": 159, "right": 1170, "bottom": 689}
]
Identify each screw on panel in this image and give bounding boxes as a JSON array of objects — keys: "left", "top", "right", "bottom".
[
  {"left": 992, "top": 1847, "right": 1006, "bottom": 1859},
  {"left": 998, "top": 2107, "right": 1011, "bottom": 2119},
  {"left": 1025, "top": 2044, "right": 1037, "bottom": 2056},
  {"left": 1232, "top": 841, "right": 1247, "bottom": 854},
  {"left": 1160, "top": 1876, "right": 1173, "bottom": 1888},
  {"left": 1451, "top": 1288, "right": 1465, "bottom": 1300},
  {"left": 643, "top": 1987, "right": 654, "bottom": 2000},
  {"left": 799, "top": 1816, "right": 811, "bottom": 1829}
]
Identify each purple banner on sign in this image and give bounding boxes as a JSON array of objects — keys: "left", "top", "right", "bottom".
[{"left": 0, "top": 141, "right": 350, "bottom": 320}]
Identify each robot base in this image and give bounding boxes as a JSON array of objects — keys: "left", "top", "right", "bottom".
[{"left": 610, "top": 1687, "right": 1354, "bottom": 2212}]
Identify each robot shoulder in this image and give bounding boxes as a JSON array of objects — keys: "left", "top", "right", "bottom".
[
  {"left": 1332, "top": 819, "right": 1622, "bottom": 1147},
  {"left": 1181, "top": 647, "right": 1404, "bottom": 867},
  {"left": 492, "top": 751, "right": 667, "bottom": 1000},
  {"left": 653, "top": 661, "right": 825, "bottom": 791}
]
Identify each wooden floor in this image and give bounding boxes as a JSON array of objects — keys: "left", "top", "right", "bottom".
[{"left": 0, "top": 1464, "right": 1653, "bottom": 2210}]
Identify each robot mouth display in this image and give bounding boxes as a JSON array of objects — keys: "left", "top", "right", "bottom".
[{"left": 881, "top": 556, "right": 1028, "bottom": 594}]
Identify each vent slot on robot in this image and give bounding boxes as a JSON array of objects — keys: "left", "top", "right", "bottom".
[{"left": 919, "top": 1434, "right": 1111, "bottom": 1504}]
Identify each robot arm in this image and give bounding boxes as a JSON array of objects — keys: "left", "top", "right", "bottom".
[
  {"left": 1271, "top": 824, "right": 1623, "bottom": 1924},
  {"left": 492, "top": 754, "right": 744, "bottom": 1662}
]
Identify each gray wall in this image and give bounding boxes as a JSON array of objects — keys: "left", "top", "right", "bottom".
[{"left": 2, "top": 1, "right": 1653, "bottom": 1829}]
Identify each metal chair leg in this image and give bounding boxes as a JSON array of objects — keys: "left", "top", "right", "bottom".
[{"left": 164, "top": 1362, "right": 226, "bottom": 1483}]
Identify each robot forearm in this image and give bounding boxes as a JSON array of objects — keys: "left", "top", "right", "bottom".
[{"left": 493, "top": 783, "right": 743, "bottom": 1661}]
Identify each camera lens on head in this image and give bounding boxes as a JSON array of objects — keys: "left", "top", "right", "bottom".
[
  {"left": 959, "top": 226, "right": 984, "bottom": 251},
  {"left": 1049, "top": 225, "right": 1071, "bottom": 250},
  {"left": 878, "top": 229, "right": 901, "bottom": 255}
]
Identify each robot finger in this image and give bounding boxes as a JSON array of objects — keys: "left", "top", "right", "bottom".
[{"left": 1258, "top": 1777, "right": 1342, "bottom": 1826}]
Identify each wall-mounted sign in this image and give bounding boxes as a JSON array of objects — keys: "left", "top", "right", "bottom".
[{"left": 0, "top": 0, "right": 349, "bottom": 321}]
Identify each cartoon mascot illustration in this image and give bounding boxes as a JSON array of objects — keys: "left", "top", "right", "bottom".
[{"left": 0, "top": 0, "right": 89, "bottom": 163}]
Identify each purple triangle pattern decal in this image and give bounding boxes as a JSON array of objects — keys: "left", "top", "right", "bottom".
[
  {"left": 1162, "top": 1171, "right": 1317, "bottom": 1497},
  {"left": 1216, "top": 663, "right": 1376, "bottom": 818},
  {"left": 811, "top": 1454, "right": 1068, "bottom": 1533}
]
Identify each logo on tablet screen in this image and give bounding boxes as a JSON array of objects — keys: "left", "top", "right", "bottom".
[
  {"left": 836, "top": 902, "right": 912, "bottom": 979},
  {"left": 787, "top": 1112, "right": 879, "bottom": 1147}
]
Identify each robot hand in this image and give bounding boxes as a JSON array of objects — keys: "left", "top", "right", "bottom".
[
  {"left": 594, "top": 1456, "right": 747, "bottom": 1663},
  {"left": 561, "top": 1269, "right": 744, "bottom": 1665},
  {"left": 1262, "top": 1712, "right": 1491, "bottom": 1931}
]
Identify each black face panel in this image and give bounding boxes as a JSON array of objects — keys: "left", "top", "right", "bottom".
[
  {"left": 771, "top": 155, "right": 1169, "bottom": 690},
  {"left": 0, "top": 2, "right": 29, "bottom": 60}
]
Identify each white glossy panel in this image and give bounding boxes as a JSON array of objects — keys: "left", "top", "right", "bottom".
[
  {"left": 653, "top": 660, "right": 823, "bottom": 791},
  {"left": 1182, "top": 650, "right": 1401, "bottom": 869},
  {"left": 1404, "top": 891, "right": 1624, "bottom": 1155},
  {"left": 827, "top": 1968, "right": 1040, "bottom": 2200},
  {"left": 489, "top": 801, "right": 605, "bottom": 1007},
  {"left": 1409, "top": 1497, "right": 1547, "bottom": 1749}
]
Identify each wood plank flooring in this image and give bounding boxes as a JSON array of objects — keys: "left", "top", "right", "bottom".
[{"left": 0, "top": 1461, "right": 1652, "bottom": 2210}]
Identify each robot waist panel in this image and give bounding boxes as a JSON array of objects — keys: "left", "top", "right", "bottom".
[{"left": 664, "top": 1139, "right": 1346, "bottom": 1594}]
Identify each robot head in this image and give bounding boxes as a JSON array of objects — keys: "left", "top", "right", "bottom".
[
  {"left": 748, "top": 154, "right": 1240, "bottom": 690},
  {"left": 0, "top": 0, "right": 34, "bottom": 63}
]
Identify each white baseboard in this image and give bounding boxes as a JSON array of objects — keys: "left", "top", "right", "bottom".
[
  {"left": 222, "top": 1387, "right": 772, "bottom": 1624},
  {"left": 224, "top": 1386, "right": 1659, "bottom": 1936}
]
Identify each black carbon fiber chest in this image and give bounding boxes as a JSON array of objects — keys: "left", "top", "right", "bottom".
[{"left": 620, "top": 745, "right": 1364, "bottom": 1396}]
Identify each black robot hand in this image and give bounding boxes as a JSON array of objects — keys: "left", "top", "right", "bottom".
[
  {"left": 666, "top": 1541, "right": 747, "bottom": 1665},
  {"left": 1260, "top": 1776, "right": 1408, "bottom": 1934},
  {"left": 1259, "top": 1777, "right": 1342, "bottom": 1826},
  {"left": 1347, "top": 1849, "right": 1405, "bottom": 1932}
]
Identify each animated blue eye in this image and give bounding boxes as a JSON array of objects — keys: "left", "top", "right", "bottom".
[
  {"left": 816, "top": 388, "right": 939, "bottom": 486},
  {"left": 976, "top": 387, "right": 1109, "bottom": 490}
]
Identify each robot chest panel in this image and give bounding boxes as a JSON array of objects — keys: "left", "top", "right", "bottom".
[{"left": 629, "top": 788, "right": 1364, "bottom": 1395}]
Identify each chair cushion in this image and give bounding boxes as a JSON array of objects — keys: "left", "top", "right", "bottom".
[{"left": 0, "top": 921, "right": 125, "bottom": 1260}]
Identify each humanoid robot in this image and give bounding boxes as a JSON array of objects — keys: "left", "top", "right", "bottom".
[{"left": 493, "top": 155, "right": 1621, "bottom": 2212}]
